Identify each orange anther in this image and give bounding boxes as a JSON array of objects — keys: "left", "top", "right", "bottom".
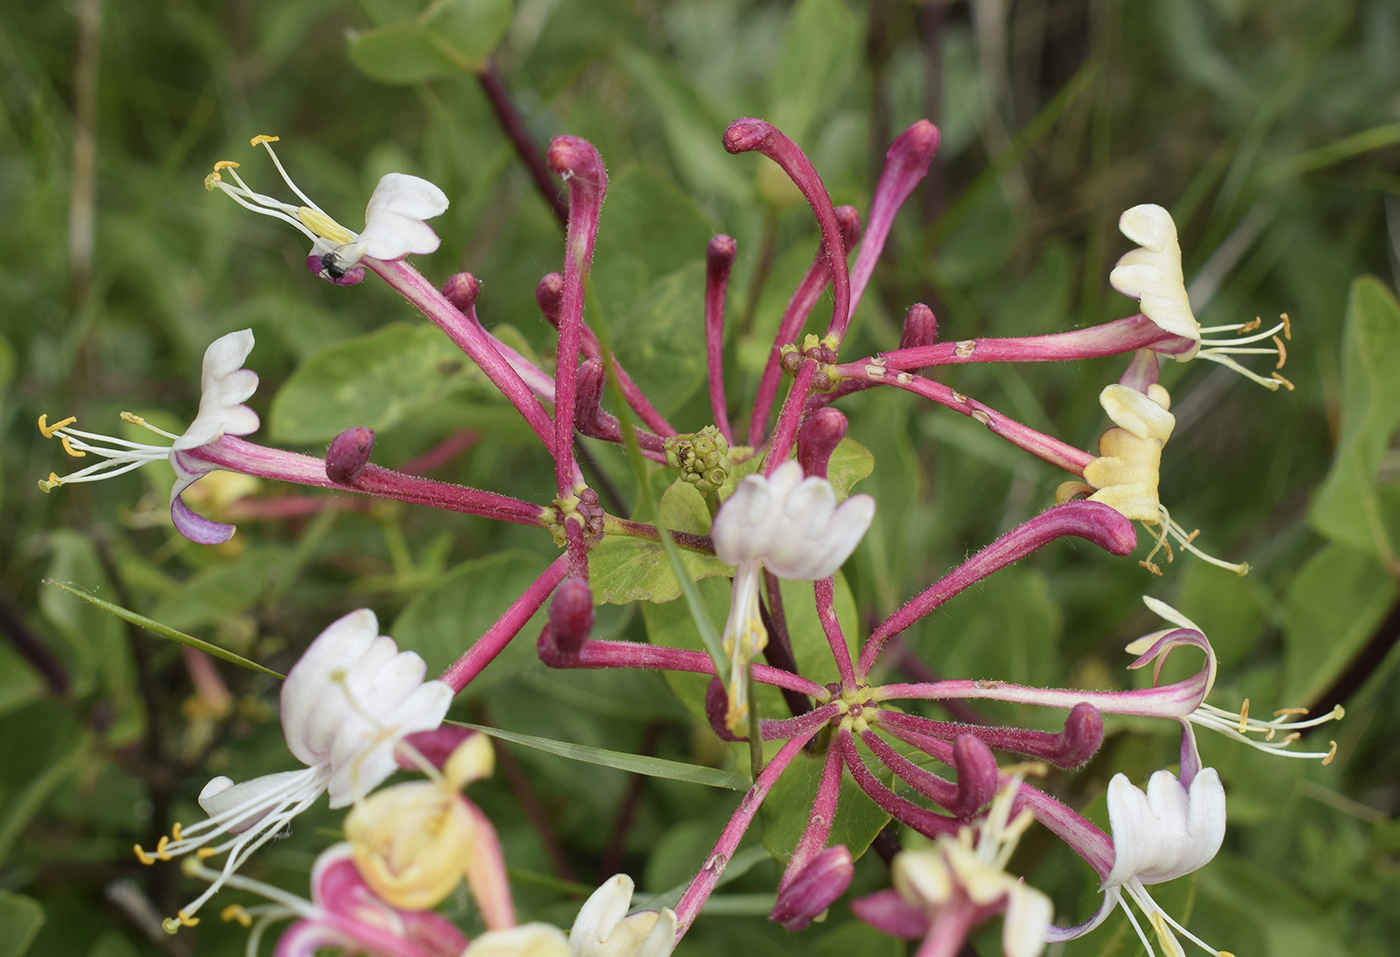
[
  {"left": 1271, "top": 372, "right": 1295, "bottom": 392},
  {"left": 177, "top": 910, "right": 200, "bottom": 927},
  {"left": 171, "top": 822, "right": 183, "bottom": 841},
  {"left": 1238, "top": 318, "right": 1262, "bottom": 334},
  {"left": 59, "top": 435, "right": 85, "bottom": 458},
  {"left": 196, "top": 847, "right": 218, "bottom": 859},
  {"left": 1273, "top": 707, "right": 1309, "bottom": 717},
  {"left": 212, "top": 160, "right": 239, "bottom": 171},
  {"left": 133, "top": 843, "right": 157, "bottom": 865},
  {"left": 39, "top": 414, "right": 76, "bottom": 438},
  {"left": 250, "top": 134, "right": 280, "bottom": 146},
  {"left": 221, "top": 904, "right": 253, "bottom": 928},
  {"left": 1280, "top": 312, "right": 1291, "bottom": 339},
  {"left": 1273, "top": 335, "right": 1287, "bottom": 369},
  {"left": 1237, "top": 699, "right": 1250, "bottom": 733},
  {"left": 1323, "top": 741, "right": 1337, "bottom": 766},
  {"left": 155, "top": 835, "right": 172, "bottom": 861}
]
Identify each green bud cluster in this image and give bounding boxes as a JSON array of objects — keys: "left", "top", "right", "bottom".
[{"left": 663, "top": 426, "right": 731, "bottom": 495}]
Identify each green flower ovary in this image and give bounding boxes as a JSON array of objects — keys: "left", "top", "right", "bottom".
[{"left": 663, "top": 426, "right": 731, "bottom": 495}]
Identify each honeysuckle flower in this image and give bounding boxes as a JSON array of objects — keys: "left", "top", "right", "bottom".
[
  {"left": 1051, "top": 768, "right": 1231, "bottom": 957},
  {"left": 1111, "top": 203, "right": 1292, "bottom": 390},
  {"left": 206, "top": 135, "right": 447, "bottom": 285},
  {"left": 345, "top": 732, "right": 516, "bottom": 929},
  {"left": 137, "top": 609, "right": 453, "bottom": 932},
  {"left": 192, "top": 842, "right": 467, "bottom": 957},
  {"left": 38, "top": 329, "right": 261, "bottom": 545},
  {"left": 569, "top": 874, "right": 678, "bottom": 957},
  {"left": 710, "top": 459, "right": 875, "bottom": 731},
  {"left": 465, "top": 923, "right": 571, "bottom": 957},
  {"left": 853, "top": 782, "right": 1053, "bottom": 957},
  {"left": 1060, "top": 384, "right": 1247, "bottom": 576}
]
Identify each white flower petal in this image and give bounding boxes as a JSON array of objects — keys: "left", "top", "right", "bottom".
[
  {"left": 359, "top": 173, "right": 449, "bottom": 261},
  {"left": 1108, "top": 204, "right": 1200, "bottom": 350},
  {"left": 281, "top": 609, "right": 380, "bottom": 766},
  {"left": 570, "top": 874, "right": 633, "bottom": 957},
  {"left": 1104, "top": 768, "right": 1225, "bottom": 888},
  {"left": 1002, "top": 884, "right": 1052, "bottom": 957},
  {"left": 466, "top": 923, "right": 571, "bottom": 957},
  {"left": 325, "top": 678, "right": 453, "bottom": 808},
  {"left": 174, "top": 330, "right": 261, "bottom": 450},
  {"left": 1099, "top": 385, "right": 1174, "bottom": 443}
]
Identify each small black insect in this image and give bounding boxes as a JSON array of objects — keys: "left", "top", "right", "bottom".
[{"left": 318, "top": 251, "right": 347, "bottom": 281}]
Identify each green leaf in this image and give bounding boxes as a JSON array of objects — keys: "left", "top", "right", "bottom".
[
  {"left": 347, "top": 22, "right": 464, "bottom": 84},
  {"left": 0, "top": 648, "right": 43, "bottom": 719},
  {"left": 767, "top": 0, "right": 860, "bottom": 147},
  {"left": 588, "top": 537, "right": 733, "bottom": 606},
  {"left": 391, "top": 551, "right": 551, "bottom": 683},
  {"left": 460, "top": 723, "right": 748, "bottom": 790},
  {"left": 420, "top": 0, "right": 513, "bottom": 71},
  {"left": 269, "top": 321, "right": 520, "bottom": 443},
  {"left": 0, "top": 891, "right": 44, "bottom": 957},
  {"left": 42, "top": 581, "right": 281, "bottom": 678},
  {"left": 826, "top": 437, "right": 874, "bottom": 501},
  {"left": 1311, "top": 277, "right": 1400, "bottom": 568},
  {"left": 1282, "top": 542, "right": 1397, "bottom": 705}
]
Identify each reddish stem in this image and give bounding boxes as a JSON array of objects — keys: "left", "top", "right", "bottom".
[
  {"left": 877, "top": 314, "right": 1193, "bottom": 369},
  {"left": 814, "top": 578, "right": 857, "bottom": 691},
  {"left": 705, "top": 235, "right": 737, "bottom": 441},
  {"left": 440, "top": 555, "right": 568, "bottom": 692}
]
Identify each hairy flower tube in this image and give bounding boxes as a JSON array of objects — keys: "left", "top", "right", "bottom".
[
  {"left": 1050, "top": 768, "right": 1231, "bottom": 957},
  {"left": 345, "top": 731, "right": 516, "bottom": 929},
  {"left": 136, "top": 609, "right": 453, "bottom": 932},
  {"left": 1111, "top": 203, "right": 1291, "bottom": 390},
  {"left": 38, "top": 328, "right": 261, "bottom": 544},
  {"left": 206, "top": 135, "right": 447, "bottom": 284},
  {"left": 190, "top": 842, "right": 467, "bottom": 957},
  {"left": 709, "top": 459, "right": 875, "bottom": 731},
  {"left": 853, "top": 782, "right": 1053, "bottom": 957}
]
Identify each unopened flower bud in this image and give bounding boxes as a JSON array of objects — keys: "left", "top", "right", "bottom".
[
  {"left": 662, "top": 426, "right": 731, "bottom": 495},
  {"left": 835, "top": 204, "right": 863, "bottom": 252},
  {"left": 537, "top": 272, "right": 565, "bottom": 328},
  {"left": 899, "top": 303, "right": 938, "bottom": 351},
  {"left": 707, "top": 235, "right": 737, "bottom": 283},
  {"left": 442, "top": 272, "right": 481, "bottom": 313},
  {"left": 305, "top": 253, "right": 365, "bottom": 286},
  {"left": 548, "top": 136, "right": 608, "bottom": 193},
  {"left": 770, "top": 845, "right": 853, "bottom": 931},
  {"left": 326, "top": 427, "right": 374, "bottom": 485},
  {"left": 549, "top": 577, "right": 594, "bottom": 654},
  {"left": 704, "top": 678, "right": 741, "bottom": 742},
  {"left": 947, "top": 734, "right": 999, "bottom": 817},
  {"left": 797, "top": 408, "right": 848, "bottom": 480},
  {"left": 1051, "top": 702, "right": 1105, "bottom": 768}
]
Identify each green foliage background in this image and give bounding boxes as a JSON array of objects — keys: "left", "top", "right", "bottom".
[{"left": 2, "top": 0, "right": 1400, "bottom": 955}]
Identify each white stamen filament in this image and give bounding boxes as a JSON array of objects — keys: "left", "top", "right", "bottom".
[{"left": 1190, "top": 702, "right": 1342, "bottom": 761}]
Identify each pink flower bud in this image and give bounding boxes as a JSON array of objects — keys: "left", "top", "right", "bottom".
[
  {"left": 442, "top": 272, "right": 480, "bottom": 313},
  {"left": 770, "top": 845, "right": 853, "bottom": 931},
  {"left": 899, "top": 303, "right": 938, "bottom": 351},
  {"left": 947, "top": 734, "right": 998, "bottom": 817},
  {"left": 326, "top": 427, "right": 374, "bottom": 485},
  {"left": 707, "top": 235, "right": 737, "bottom": 282},
  {"left": 537, "top": 272, "right": 565, "bottom": 328},
  {"left": 547, "top": 136, "right": 608, "bottom": 193},
  {"left": 548, "top": 577, "right": 594, "bottom": 653},
  {"left": 797, "top": 408, "right": 848, "bottom": 479},
  {"left": 306, "top": 253, "right": 365, "bottom": 286},
  {"left": 835, "top": 205, "right": 863, "bottom": 251}
]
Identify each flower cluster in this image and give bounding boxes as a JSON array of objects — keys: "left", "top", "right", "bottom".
[{"left": 41, "top": 111, "right": 1335, "bottom": 957}]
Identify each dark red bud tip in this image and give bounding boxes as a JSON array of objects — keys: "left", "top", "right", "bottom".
[
  {"left": 396, "top": 726, "right": 478, "bottom": 771},
  {"left": 1040, "top": 501, "right": 1139, "bottom": 556},
  {"left": 797, "top": 408, "right": 848, "bottom": 480},
  {"left": 1055, "top": 703, "right": 1105, "bottom": 768},
  {"left": 536, "top": 273, "right": 565, "bottom": 327},
  {"left": 707, "top": 235, "right": 737, "bottom": 279},
  {"left": 723, "top": 117, "right": 775, "bottom": 155},
  {"left": 770, "top": 845, "right": 854, "bottom": 931},
  {"left": 307, "top": 254, "right": 365, "bottom": 286},
  {"left": 704, "top": 679, "right": 741, "bottom": 741},
  {"left": 888, "top": 119, "right": 940, "bottom": 163},
  {"left": 950, "top": 734, "right": 999, "bottom": 817},
  {"left": 548, "top": 577, "right": 594, "bottom": 654},
  {"left": 576, "top": 358, "right": 606, "bottom": 416},
  {"left": 899, "top": 303, "right": 939, "bottom": 350},
  {"left": 547, "top": 136, "right": 607, "bottom": 189},
  {"left": 442, "top": 273, "right": 480, "bottom": 313},
  {"left": 834, "top": 206, "right": 863, "bottom": 251},
  {"left": 326, "top": 427, "right": 375, "bottom": 485}
]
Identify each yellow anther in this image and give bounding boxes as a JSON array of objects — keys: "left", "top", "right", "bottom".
[
  {"left": 1271, "top": 372, "right": 1295, "bottom": 391},
  {"left": 1280, "top": 732, "right": 1301, "bottom": 745},
  {"left": 1220, "top": 951, "right": 1239, "bottom": 957},
  {"left": 155, "top": 835, "right": 173, "bottom": 861},
  {"left": 133, "top": 843, "right": 157, "bottom": 865},
  {"left": 177, "top": 910, "right": 200, "bottom": 927},
  {"left": 1237, "top": 318, "right": 1262, "bottom": 334},
  {"left": 250, "top": 134, "right": 280, "bottom": 146},
  {"left": 59, "top": 435, "right": 85, "bottom": 458},
  {"left": 119, "top": 411, "right": 145, "bottom": 425},
  {"left": 1264, "top": 728, "right": 1276, "bottom": 741},
  {"left": 1323, "top": 741, "right": 1337, "bottom": 766},
  {"left": 171, "top": 822, "right": 184, "bottom": 841},
  {"left": 1138, "top": 559, "right": 1164, "bottom": 576},
  {"left": 1280, "top": 312, "right": 1292, "bottom": 339},
  {"left": 196, "top": 847, "right": 218, "bottom": 859},
  {"left": 1273, "top": 335, "right": 1287, "bottom": 369},
  {"left": 39, "top": 414, "right": 76, "bottom": 438},
  {"left": 39, "top": 473, "right": 63, "bottom": 493},
  {"left": 213, "top": 160, "right": 239, "bottom": 171},
  {"left": 1237, "top": 699, "right": 1250, "bottom": 733},
  {"left": 221, "top": 904, "right": 253, "bottom": 928},
  {"left": 1273, "top": 707, "right": 1309, "bottom": 717}
]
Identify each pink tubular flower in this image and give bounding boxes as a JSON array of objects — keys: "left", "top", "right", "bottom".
[{"left": 136, "top": 610, "right": 453, "bottom": 932}]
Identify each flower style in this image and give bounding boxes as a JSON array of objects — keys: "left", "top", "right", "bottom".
[
  {"left": 853, "top": 782, "right": 1053, "bottom": 957},
  {"left": 709, "top": 459, "right": 875, "bottom": 730},
  {"left": 199, "top": 842, "right": 468, "bottom": 957},
  {"left": 38, "top": 329, "right": 261, "bottom": 545},
  {"left": 206, "top": 135, "right": 447, "bottom": 285},
  {"left": 1111, "top": 203, "right": 1291, "bottom": 390},
  {"left": 136, "top": 609, "right": 453, "bottom": 932},
  {"left": 1051, "top": 768, "right": 1231, "bottom": 957},
  {"left": 345, "top": 731, "right": 516, "bottom": 929}
]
